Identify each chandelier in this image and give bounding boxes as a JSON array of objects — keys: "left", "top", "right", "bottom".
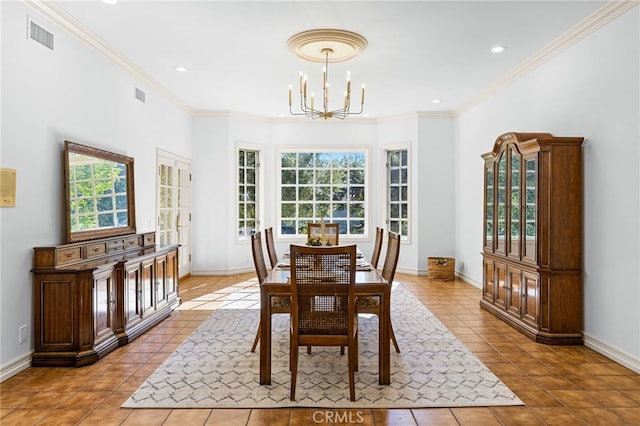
[{"left": 287, "top": 29, "right": 367, "bottom": 120}]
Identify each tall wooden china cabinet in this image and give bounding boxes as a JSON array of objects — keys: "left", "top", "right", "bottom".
[{"left": 480, "top": 132, "right": 584, "bottom": 344}]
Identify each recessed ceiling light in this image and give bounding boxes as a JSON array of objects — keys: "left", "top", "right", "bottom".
[
  {"left": 101, "top": 0, "right": 118, "bottom": 4},
  {"left": 175, "top": 66, "right": 187, "bottom": 72},
  {"left": 432, "top": 99, "right": 441, "bottom": 104},
  {"left": 491, "top": 46, "right": 505, "bottom": 53}
]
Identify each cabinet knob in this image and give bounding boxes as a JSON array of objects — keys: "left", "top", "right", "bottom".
[{"left": 65, "top": 251, "right": 73, "bottom": 258}]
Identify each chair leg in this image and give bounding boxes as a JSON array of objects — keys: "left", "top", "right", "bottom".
[
  {"left": 390, "top": 321, "right": 400, "bottom": 353},
  {"left": 348, "top": 341, "right": 356, "bottom": 402},
  {"left": 251, "top": 321, "right": 261, "bottom": 353},
  {"left": 354, "top": 328, "right": 359, "bottom": 371},
  {"left": 307, "top": 346, "right": 312, "bottom": 355},
  {"left": 290, "top": 341, "right": 299, "bottom": 401}
]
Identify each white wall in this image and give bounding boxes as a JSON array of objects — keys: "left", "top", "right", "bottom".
[
  {"left": 0, "top": 2, "right": 192, "bottom": 377},
  {"left": 454, "top": 8, "right": 639, "bottom": 369},
  {"left": 190, "top": 115, "right": 456, "bottom": 276}
]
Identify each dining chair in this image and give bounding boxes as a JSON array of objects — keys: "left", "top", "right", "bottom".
[
  {"left": 289, "top": 244, "right": 359, "bottom": 401},
  {"left": 356, "top": 231, "right": 401, "bottom": 353},
  {"left": 370, "top": 226, "right": 384, "bottom": 270},
  {"left": 307, "top": 222, "right": 340, "bottom": 246},
  {"left": 250, "top": 231, "right": 291, "bottom": 352},
  {"left": 265, "top": 226, "right": 278, "bottom": 269}
]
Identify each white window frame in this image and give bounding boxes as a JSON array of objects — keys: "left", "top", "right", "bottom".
[
  {"left": 236, "top": 142, "right": 264, "bottom": 243},
  {"left": 276, "top": 146, "right": 370, "bottom": 241},
  {"left": 382, "top": 142, "right": 411, "bottom": 243}
]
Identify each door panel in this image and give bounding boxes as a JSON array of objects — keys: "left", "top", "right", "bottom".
[{"left": 158, "top": 151, "right": 192, "bottom": 278}]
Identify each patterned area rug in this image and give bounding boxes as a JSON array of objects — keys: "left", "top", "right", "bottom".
[{"left": 123, "top": 284, "right": 523, "bottom": 408}]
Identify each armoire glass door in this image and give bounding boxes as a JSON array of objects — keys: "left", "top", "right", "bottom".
[
  {"left": 508, "top": 148, "right": 521, "bottom": 259},
  {"left": 484, "top": 165, "right": 494, "bottom": 251},
  {"left": 496, "top": 152, "right": 507, "bottom": 254},
  {"left": 523, "top": 156, "right": 537, "bottom": 262}
]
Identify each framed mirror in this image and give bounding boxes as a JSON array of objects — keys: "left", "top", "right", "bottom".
[{"left": 64, "top": 140, "right": 136, "bottom": 243}]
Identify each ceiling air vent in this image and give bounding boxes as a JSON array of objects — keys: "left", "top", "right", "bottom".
[
  {"left": 135, "top": 87, "right": 146, "bottom": 103},
  {"left": 28, "top": 17, "right": 54, "bottom": 50}
]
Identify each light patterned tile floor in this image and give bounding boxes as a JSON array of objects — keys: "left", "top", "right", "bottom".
[{"left": 1, "top": 272, "right": 639, "bottom": 425}]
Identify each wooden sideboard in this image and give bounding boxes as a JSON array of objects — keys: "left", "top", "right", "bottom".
[{"left": 32, "top": 232, "right": 179, "bottom": 366}]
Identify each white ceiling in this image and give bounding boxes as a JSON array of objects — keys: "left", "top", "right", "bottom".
[{"left": 44, "top": 1, "right": 608, "bottom": 118}]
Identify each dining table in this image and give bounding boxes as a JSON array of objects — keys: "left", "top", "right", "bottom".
[{"left": 259, "top": 249, "right": 391, "bottom": 385}]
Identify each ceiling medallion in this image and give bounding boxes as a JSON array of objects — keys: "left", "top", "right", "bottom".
[{"left": 287, "top": 29, "right": 367, "bottom": 120}]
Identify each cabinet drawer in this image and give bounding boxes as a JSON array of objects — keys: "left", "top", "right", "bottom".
[
  {"left": 108, "top": 239, "right": 125, "bottom": 252},
  {"left": 125, "top": 236, "right": 141, "bottom": 249},
  {"left": 56, "top": 247, "right": 81, "bottom": 265},
  {"left": 143, "top": 233, "right": 156, "bottom": 246},
  {"left": 86, "top": 242, "right": 107, "bottom": 258}
]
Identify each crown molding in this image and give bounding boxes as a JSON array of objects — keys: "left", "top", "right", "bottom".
[
  {"left": 21, "top": 0, "right": 638, "bottom": 121},
  {"left": 22, "top": 0, "right": 193, "bottom": 114},
  {"left": 455, "top": 0, "right": 639, "bottom": 115}
]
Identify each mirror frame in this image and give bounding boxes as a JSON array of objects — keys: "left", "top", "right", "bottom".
[{"left": 64, "top": 140, "right": 137, "bottom": 243}]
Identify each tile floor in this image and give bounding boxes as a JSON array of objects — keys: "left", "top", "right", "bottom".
[{"left": 1, "top": 273, "right": 639, "bottom": 425}]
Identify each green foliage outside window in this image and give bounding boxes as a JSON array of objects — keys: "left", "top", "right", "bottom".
[{"left": 280, "top": 151, "right": 366, "bottom": 236}]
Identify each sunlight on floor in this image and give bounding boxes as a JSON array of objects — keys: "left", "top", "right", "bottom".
[{"left": 176, "top": 278, "right": 261, "bottom": 310}]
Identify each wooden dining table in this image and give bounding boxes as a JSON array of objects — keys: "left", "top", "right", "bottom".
[{"left": 259, "top": 258, "right": 391, "bottom": 385}]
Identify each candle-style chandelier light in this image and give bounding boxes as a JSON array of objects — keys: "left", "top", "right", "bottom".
[{"left": 287, "top": 29, "right": 367, "bottom": 120}]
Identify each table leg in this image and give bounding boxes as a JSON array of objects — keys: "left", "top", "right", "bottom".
[
  {"left": 259, "top": 290, "right": 272, "bottom": 385},
  {"left": 379, "top": 288, "right": 391, "bottom": 385}
]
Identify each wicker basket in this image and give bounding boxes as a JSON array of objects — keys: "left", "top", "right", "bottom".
[{"left": 428, "top": 257, "right": 455, "bottom": 281}]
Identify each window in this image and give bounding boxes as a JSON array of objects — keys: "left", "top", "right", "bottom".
[
  {"left": 238, "top": 148, "right": 259, "bottom": 238},
  {"left": 68, "top": 159, "right": 128, "bottom": 230},
  {"left": 279, "top": 150, "right": 367, "bottom": 237},
  {"left": 387, "top": 149, "right": 409, "bottom": 238}
]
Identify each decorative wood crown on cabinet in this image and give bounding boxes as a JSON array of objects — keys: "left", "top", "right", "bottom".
[{"left": 480, "top": 132, "right": 584, "bottom": 345}]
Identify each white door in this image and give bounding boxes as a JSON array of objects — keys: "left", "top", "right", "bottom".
[{"left": 157, "top": 150, "right": 192, "bottom": 278}]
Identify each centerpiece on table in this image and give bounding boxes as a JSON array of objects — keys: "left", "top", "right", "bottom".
[
  {"left": 307, "top": 218, "right": 333, "bottom": 246},
  {"left": 307, "top": 235, "right": 332, "bottom": 246}
]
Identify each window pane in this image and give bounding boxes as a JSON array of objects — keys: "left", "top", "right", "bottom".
[
  {"left": 282, "top": 170, "right": 296, "bottom": 184},
  {"left": 350, "top": 169, "right": 364, "bottom": 185},
  {"left": 281, "top": 153, "right": 296, "bottom": 168},
  {"left": 299, "top": 203, "right": 314, "bottom": 217},
  {"left": 315, "top": 187, "right": 331, "bottom": 201},
  {"left": 349, "top": 186, "right": 364, "bottom": 201},
  {"left": 282, "top": 186, "right": 296, "bottom": 201},
  {"left": 281, "top": 203, "right": 296, "bottom": 217},
  {"left": 298, "top": 170, "right": 314, "bottom": 184},
  {"left": 298, "top": 187, "right": 313, "bottom": 200},
  {"left": 316, "top": 169, "right": 331, "bottom": 184}
]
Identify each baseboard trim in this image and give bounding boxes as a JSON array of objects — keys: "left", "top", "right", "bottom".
[
  {"left": 191, "top": 267, "right": 254, "bottom": 276},
  {"left": 583, "top": 332, "right": 640, "bottom": 374},
  {"left": 456, "top": 271, "right": 481, "bottom": 289},
  {"left": 1, "top": 352, "right": 32, "bottom": 383}
]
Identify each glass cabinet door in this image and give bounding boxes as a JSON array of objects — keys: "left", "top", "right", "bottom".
[
  {"left": 484, "top": 165, "right": 494, "bottom": 251},
  {"left": 508, "top": 149, "right": 521, "bottom": 259},
  {"left": 496, "top": 152, "right": 507, "bottom": 254},
  {"left": 523, "top": 156, "right": 537, "bottom": 262}
]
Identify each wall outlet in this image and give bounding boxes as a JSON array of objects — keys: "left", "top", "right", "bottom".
[
  {"left": 19, "top": 325, "right": 28, "bottom": 344},
  {"left": 460, "top": 262, "right": 465, "bottom": 271}
]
